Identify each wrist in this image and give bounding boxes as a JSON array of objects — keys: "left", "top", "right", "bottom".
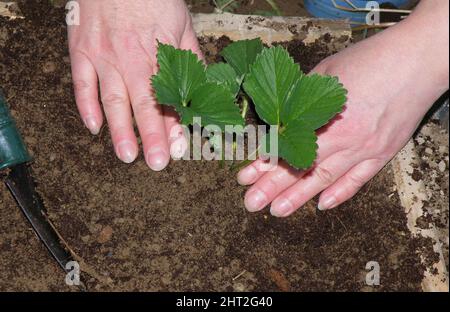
[
  {"left": 369, "top": 1, "right": 449, "bottom": 113},
  {"left": 393, "top": 1, "right": 449, "bottom": 94}
]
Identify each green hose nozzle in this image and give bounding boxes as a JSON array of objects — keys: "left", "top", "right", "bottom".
[{"left": 0, "top": 91, "right": 32, "bottom": 170}]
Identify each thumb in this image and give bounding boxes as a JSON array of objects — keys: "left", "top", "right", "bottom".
[{"left": 309, "top": 56, "right": 334, "bottom": 75}]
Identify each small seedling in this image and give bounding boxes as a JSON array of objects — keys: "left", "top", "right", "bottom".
[
  {"left": 152, "top": 39, "right": 347, "bottom": 170},
  {"left": 212, "top": 0, "right": 240, "bottom": 13}
]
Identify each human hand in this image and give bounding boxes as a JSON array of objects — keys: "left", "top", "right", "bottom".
[
  {"left": 237, "top": 10, "right": 449, "bottom": 217},
  {"left": 68, "top": 0, "right": 201, "bottom": 170}
]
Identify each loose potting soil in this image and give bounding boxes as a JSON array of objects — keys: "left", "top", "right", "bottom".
[{"left": 0, "top": 3, "right": 436, "bottom": 291}]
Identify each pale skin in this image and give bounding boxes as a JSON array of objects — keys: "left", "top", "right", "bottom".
[
  {"left": 69, "top": 0, "right": 449, "bottom": 217},
  {"left": 68, "top": 0, "right": 201, "bottom": 170}
]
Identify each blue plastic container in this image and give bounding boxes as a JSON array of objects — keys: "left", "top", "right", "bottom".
[{"left": 304, "top": 0, "right": 412, "bottom": 26}]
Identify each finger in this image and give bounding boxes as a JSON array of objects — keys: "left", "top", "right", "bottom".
[
  {"left": 270, "top": 152, "right": 361, "bottom": 217},
  {"left": 238, "top": 131, "right": 341, "bottom": 187},
  {"left": 318, "top": 159, "right": 386, "bottom": 211},
  {"left": 164, "top": 106, "right": 188, "bottom": 160},
  {"left": 180, "top": 22, "right": 204, "bottom": 60},
  {"left": 123, "top": 61, "right": 170, "bottom": 171},
  {"left": 244, "top": 162, "right": 304, "bottom": 212},
  {"left": 96, "top": 60, "right": 138, "bottom": 163},
  {"left": 237, "top": 159, "right": 277, "bottom": 186},
  {"left": 309, "top": 56, "right": 334, "bottom": 75},
  {"left": 70, "top": 51, "right": 103, "bottom": 135}
]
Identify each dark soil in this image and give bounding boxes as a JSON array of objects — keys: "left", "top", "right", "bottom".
[
  {"left": 200, "top": 35, "right": 334, "bottom": 74},
  {"left": 0, "top": 3, "right": 436, "bottom": 291}
]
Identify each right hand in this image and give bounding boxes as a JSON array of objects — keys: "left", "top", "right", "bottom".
[
  {"left": 237, "top": 0, "right": 449, "bottom": 217},
  {"left": 68, "top": 0, "right": 202, "bottom": 170}
]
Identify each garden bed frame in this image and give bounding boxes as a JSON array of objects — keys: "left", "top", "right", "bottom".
[{"left": 1, "top": 4, "right": 448, "bottom": 292}]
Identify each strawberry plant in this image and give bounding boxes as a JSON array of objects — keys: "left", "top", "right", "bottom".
[{"left": 152, "top": 39, "right": 347, "bottom": 169}]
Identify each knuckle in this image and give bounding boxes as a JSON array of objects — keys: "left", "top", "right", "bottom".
[
  {"left": 347, "top": 172, "right": 366, "bottom": 189},
  {"left": 72, "top": 79, "right": 91, "bottom": 93},
  {"left": 313, "top": 165, "right": 335, "bottom": 186},
  {"left": 107, "top": 125, "right": 133, "bottom": 144},
  {"left": 266, "top": 175, "right": 281, "bottom": 192},
  {"left": 362, "top": 135, "right": 389, "bottom": 157},
  {"left": 142, "top": 131, "right": 165, "bottom": 144},
  {"left": 157, "top": 30, "right": 180, "bottom": 47},
  {"left": 102, "top": 93, "right": 128, "bottom": 109},
  {"left": 133, "top": 95, "right": 156, "bottom": 111},
  {"left": 109, "top": 125, "right": 129, "bottom": 138}
]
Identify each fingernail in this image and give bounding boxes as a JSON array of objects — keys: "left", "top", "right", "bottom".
[
  {"left": 271, "top": 198, "right": 294, "bottom": 218},
  {"left": 116, "top": 140, "right": 138, "bottom": 164},
  {"left": 318, "top": 196, "right": 337, "bottom": 211},
  {"left": 237, "top": 166, "right": 258, "bottom": 185},
  {"left": 245, "top": 189, "right": 268, "bottom": 212},
  {"left": 146, "top": 147, "right": 169, "bottom": 171},
  {"left": 84, "top": 115, "right": 100, "bottom": 135}
]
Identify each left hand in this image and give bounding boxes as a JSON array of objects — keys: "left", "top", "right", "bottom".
[{"left": 68, "top": 0, "right": 201, "bottom": 170}]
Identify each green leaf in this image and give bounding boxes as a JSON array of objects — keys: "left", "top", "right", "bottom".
[
  {"left": 152, "top": 43, "right": 206, "bottom": 108},
  {"left": 151, "top": 41, "right": 347, "bottom": 171},
  {"left": 152, "top": 43, "right": 244, "bottom": 131},
  {"left": 178, "top": 83, "right": 244, "bottom": 131},
  {"left": 220, "top": 38, "right": 264, "bottom": 77},
  {"left": 244, "top": 45, "right": 347, "bottom": 169},
  {"left": 261, "top": 124, "right": 318, "bottom": 169},
  {"left": 243, "top": 46, "right": 302, "bottom": 125},
  {"left": 206, "top": 63, "right": 241, "bottom": 97},
  {"left": 278, "top": 124, "right": 318, "bottom": 169},
  {"left": 283, "top": 74, "right": 347, "bottom": 130}
]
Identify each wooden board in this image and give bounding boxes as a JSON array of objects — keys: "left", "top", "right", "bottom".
[
  {"left": 0, "top": 1, "right": 22, "bottom": 19},
  {"left": 392, "top": 141, "right": 449, "bottom": 292},
  {"left": 192, "top": 13, "right": 352, "bottom": 50}
]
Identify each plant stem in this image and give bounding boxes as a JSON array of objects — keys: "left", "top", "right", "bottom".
[
  {"left": 219, "top": 145, "right": 225, "bottom": 169},
  {"left": 230, "top": 158, "right": 253, "bottom": 173},
  {"left": 213, "top": 0, "right": 237, "bottom": 12},
  {"left": 228, "top": 95, "right": 249, "bottom": 170},
  {"left": 230, "top": 147, "right": 259, "bottom": 172},
  {"left": 241, "top": 96, "right": 249, "bottom": 120}
]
